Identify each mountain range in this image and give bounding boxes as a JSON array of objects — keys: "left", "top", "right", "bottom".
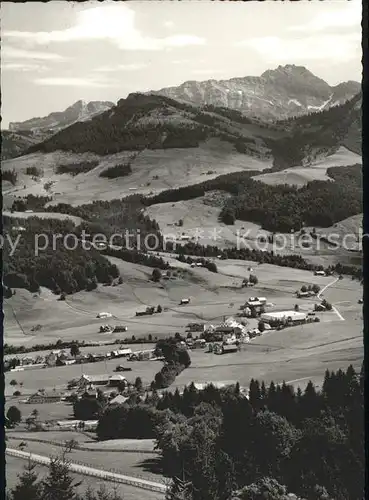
[
  {"left": 9, "top": 100, "right": 114, "bottom": 133},
  {"left": 150, "top": 65, "right": 360, "bottom": 121},
  {"left": 1, "top": 65, "right": 360, "bottom": 162}
]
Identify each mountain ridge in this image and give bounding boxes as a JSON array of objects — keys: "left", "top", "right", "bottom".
[
  {"left": 8, "top": 99, "right": 115, "bottom": 133},
  {"left": 149, "top": 65, "right": 360, "bottom": 121}
]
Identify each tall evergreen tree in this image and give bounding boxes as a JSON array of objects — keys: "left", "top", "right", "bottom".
[
  {"left": 42, "top": 456, "right": 81, "bottom": 500},
  {"left": 11, "top": 459, "right": 42, "bottom": 500}
]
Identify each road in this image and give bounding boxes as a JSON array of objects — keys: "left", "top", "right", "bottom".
[
  {"left": 6, "top": 448, "right": 167, "bottom": 495},
  {"left": 317, "top": 277, "right": 345, "bottom": 321}
]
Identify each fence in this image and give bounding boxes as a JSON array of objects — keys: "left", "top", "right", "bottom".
[
  {"left": 7, "top": 435, "right": 157, "bottom": 454},
  {"left": 6, "top": 448, "right": 168, "bottom": 494}
]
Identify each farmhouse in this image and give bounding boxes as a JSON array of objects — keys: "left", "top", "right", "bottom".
[
  {"left": 27, "top": 391, "right": 62, "bottom": 404},
  {"left": 260, "top": 310, "right": 307, "bottom": 326},
  {"left": 108, "top": 374, "right": 127, "bottom": 387},
  {"left": 77, "top": 374, "right": 111, "bottom": 389},
  {"left": 110, "top": 348, "right": 132, "bottom": 358}
]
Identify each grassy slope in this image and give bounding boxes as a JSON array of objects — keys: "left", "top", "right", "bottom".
[
  {"left": 2, "top": 140, "right": 271, "bottom": 207},
  {"left": 252, "top": 146, "right": 362, "bottom": 187}
]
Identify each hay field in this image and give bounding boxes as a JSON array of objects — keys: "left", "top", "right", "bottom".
[
  {"left": 2, "top": 139, "right": 271, "bottom": 207},
  {"left": 5, "top": 456, "right": 164, "bottom": 500},
  {"left": 252, "top": 147, "right": 361, "bottom": 187}
]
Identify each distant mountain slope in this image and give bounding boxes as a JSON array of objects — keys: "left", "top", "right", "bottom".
[
  {"left": 149, "top": 65, "right": 360, "bottom": 121},
  {"left": 3, "top": 100, "right": 115, "bottom": 160},
  {"left": 269, "top": 93, "right": 361, "bottom": 168},
  {"left": 1, "top": 130, "right": 42, "bottom": 161},
  {"left": 9, "top": 100, "right": 114, "bottom": 133}
]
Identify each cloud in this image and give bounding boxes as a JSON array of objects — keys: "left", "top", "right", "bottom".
[
  {"left": 237, "top": 33, "right": 361, "bottom": 63},
  {"left": 2, "top": 62, "right": 48, "bottom": 72},
  {"left": 34, "top": 76, "right": 117, "bottom": 88},
  {"left": 4, "top": 4, "right": 205, "bottom": 51},
  {"left": 164, "top": 21, "right": 175, "bottom": 28},
  {"left": 289, "top": 2, "right": 361, "bottom": 32},
  {"left": 2, "top": 46, "right": 67, "bottom": 61},
  {"left": 94, "top": 63, "right": 148, "bottom": 72}
]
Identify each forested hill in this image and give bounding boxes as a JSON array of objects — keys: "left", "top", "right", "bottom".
[
  {"left": 269, "top": 93, "right": 362, "bottom": 169},
  {"left": 25, "top": 92, "right": 361, "bottom": 170},
  {"left": 26, "top": 93, "right": 276, "bottom": 159}
]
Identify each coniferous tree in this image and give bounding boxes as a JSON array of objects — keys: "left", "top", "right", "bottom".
[
  {"left": 249, "top": 379, "right": 262, "bottom": 410},
  {"left": 42, "top": 456, "right": 81, "bottom": 500},
  {"left": 11, "top": 459, "right": 42, "bottom": 500}
]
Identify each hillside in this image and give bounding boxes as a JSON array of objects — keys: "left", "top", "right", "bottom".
[
  {"left": 1, "top": 130, "right": 44, "bottom": 161},
  {"left": 3, "top": 100, "right": 115, "bottom": 161},
  {"left": 149, "top": 65, "right": 360, "bottom": 121}
]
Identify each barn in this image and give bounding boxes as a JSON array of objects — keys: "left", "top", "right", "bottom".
[{"left": 260, "top": 310, "right": 307, "bottom": 326}]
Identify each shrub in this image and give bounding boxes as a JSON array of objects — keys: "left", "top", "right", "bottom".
[
  {"left": 56, "top": 161, "right": 99, "bottom": 176},
  {"left": 99, "top": 163, "right": 132, "bottom": 179},
  {"left": 26, "top": 166, "right": 43, "bottom": 177},
  {"left": 2, "top": 169, "right": 18, "bottom": 185},
  {"left": 151, "top": 268, "right": 162, "bottom": 282}
]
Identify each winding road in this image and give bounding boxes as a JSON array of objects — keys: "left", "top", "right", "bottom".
[{"left": 317, "top": 277, "right": 345, "bottom": 321}]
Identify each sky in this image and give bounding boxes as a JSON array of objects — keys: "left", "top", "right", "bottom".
[{"left": 1, "top": 0, "right": 362, "bottom": 127}]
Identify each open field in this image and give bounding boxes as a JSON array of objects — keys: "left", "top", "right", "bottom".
[
  {"left": 2, "top": 139, "right": 271, "bottom": 207},
  {"left": 7, "top": 431, "right": 156, "bottom": 452},
  {"left": 5, "top": 455, "right": 164, "bottom": 500},
  {"left": 252, "top": 147, "right": 361, "bottom": 187}
]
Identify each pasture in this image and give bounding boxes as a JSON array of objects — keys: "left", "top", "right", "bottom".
[{"left": 252, "top": 147, "right": 362, "bottom": 187}]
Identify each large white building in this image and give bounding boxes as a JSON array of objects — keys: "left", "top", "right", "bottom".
[{"left": 260, "top": 310, "right": 307, "bottom": 325}]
